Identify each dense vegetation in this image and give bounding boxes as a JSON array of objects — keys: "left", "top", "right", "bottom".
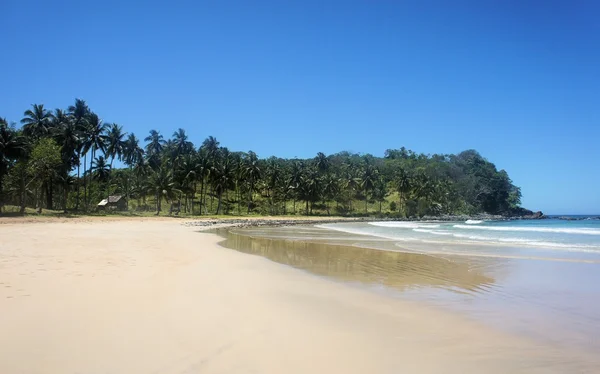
[{"left": 0, "top": 99, "right": 523, "bottom": 217}]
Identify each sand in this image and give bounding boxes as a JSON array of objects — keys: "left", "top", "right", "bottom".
[{"left": 0, "top": 218, "right": 593, "bottom": 373}]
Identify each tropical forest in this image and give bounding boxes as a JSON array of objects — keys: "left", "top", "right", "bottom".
[{"left": 0, "top": 99, "right": 524, "bottom": 217}]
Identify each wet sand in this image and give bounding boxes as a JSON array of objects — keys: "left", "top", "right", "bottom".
[{"left": 1, "top": 219, "right": 598, "bottom": 373}]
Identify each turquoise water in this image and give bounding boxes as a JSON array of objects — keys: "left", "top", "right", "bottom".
[
  {"left": 318, "top": 218, "right": 600, "bottom": 262},
  {"left": 314, "top": 218, "right": 600, "bottom": 354}
]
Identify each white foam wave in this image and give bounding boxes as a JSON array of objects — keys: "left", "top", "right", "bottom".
[
  {"left": 465, "top": 220, "right": 483, "bottom": 224},
  {"left": 453, "top": 224, "right": 600, "bottom": 236},
  {"left": 369, "top": 222, "right": 440, "bottom": 229}
]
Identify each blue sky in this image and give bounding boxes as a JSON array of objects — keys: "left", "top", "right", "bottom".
[{"left": 1, "top": 1, "right": 598, "bottom": 214}]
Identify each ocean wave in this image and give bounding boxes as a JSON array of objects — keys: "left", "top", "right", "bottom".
[
  {"left": 465, "top": 220, "right": 483, "bottom": 224},
  {"left": 369, "top": 222, "right": 440, "bottom": 229},
  {"left": 453, "top": 224, "right": 600, "bottom": 236}
]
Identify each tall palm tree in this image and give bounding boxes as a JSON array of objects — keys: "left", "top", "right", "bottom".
[
  {"left": 82, "top": 113, "right": 107, "bottom": 208},
  {"left": 149, "top": 163, "right": 178, "bottom": 215},
  {"left": 210, "top": 148, "right": 235, "bottom": 215},
  {"left": 123, "top": 133, "right": 144, "bottom": 168},
  {"left": 144, "top": 130, "right": 165, "bottom": 169},
  {"left": 195, "top": 148, "right": 210, "bottom": 214},
  {"left": 68, "top": 99, "right": 90, "bottom": 210},
  {"left": 395, "top": 168, "right": 411, "bottom": 215},
  {"left": 201, "top": 136, "right": 220, "bottom": 212},
  {"left": 288, "top": 160, "right": 302, "bottom": 214},
  {"left": 20, "top": 104, "right": 54, "bottom": 140},
  {"left": 360, "top": 160, "right": 378, "bottom": 213},
  {"left": 321, "top": 172, "right": 339, "bottom": 215},
  {"left": 244, "top": 151, "right": 261, "bottom": 213},
  {"left": 104, "top": 123, "right": 126, "bottom": 204},
  {"left": 0, "top": 119, "right": 27, "bottom": 212},
  {"left": 313, "top": 152, "right": 330, "bottom": 174},
  {"left": 172, "top": 128, "right": 193, "bottom": 164},
  {"left": 52, "top": 110, "right": 79, "bottom": 211},
  {"left": 92, "top": 156, "right": 111, "bottom": 184}
]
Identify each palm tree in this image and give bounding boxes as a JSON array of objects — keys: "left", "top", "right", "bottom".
[
  {"left": 149, "top": 163, "right": 178, "bottom": 215},
  {"left": 360, "top": 162, "right": 378, "bottom": 213},
  {"left": 52, "top": 110, "right": 79, "bottom": 211},
  {"left": 313, "top": 152, "right": 330, "bottom": 174},
  {"left": 133, "top": 157, "right": 151, "bottom": 209},
  {"left": 0, "top": 119, "right": 27, "bottom": 212},
  {"left": 68, "top": 99, "right": 90, "bottom": 210},
  {"left": 20, "top": 104, "right": 54, "bottom": 139},
  {"left": 395, "top": 168, "right": 411, "bottom": 215},
  {"left": 92, "top": 156, "right": 111, "bottom": 184},
  {"left": 321, "top": 172, "right": 339, "bottom": 215},
  {"left": 195, "top": 148, "right": 210, "bottom": 214},
  {"left": 288, "top": 160, "right": 302, "bottom": 214},
  {"left": 372, "top": 177, "right": 387, "bottom": 213},
  {"left": 172, "top": 128, "right": 193, "bottom": 165},
  {"left": 244, "top": 151, "right": 261, "bottom": 213},
  {"left": 297, "top": 167, "right": 320, "bottom": 215},
  {"left": 144, "top": 130, "right": 165, "bottom": 170},
  {"left": 201, "top": 136, "right": 220, "bottom": 212},
  {"left": 104, "top": 123, "right": 126, "bottom": 206},
  {"left": 211, "top": 148, "right": 235, "bottom": 215},
  {"left": 83, "top": 113, "right": 107, "bottom": 208},
  {"left": 123, "top": 133, "right": 144, "bottom": 168}
]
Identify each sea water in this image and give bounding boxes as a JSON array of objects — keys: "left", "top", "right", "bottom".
[{"left": 223, "top": 217, "right": 600, "bottom": 358}]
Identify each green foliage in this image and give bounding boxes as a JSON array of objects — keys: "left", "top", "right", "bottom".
[
  {"left": 1, "top": 99, "right": 525, "bottom": 216},
  {"left": 28, "top": 138, "right": 62, "bottom": 184}
]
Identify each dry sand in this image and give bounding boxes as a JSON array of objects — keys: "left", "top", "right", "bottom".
[{"left": 0, "top": 218, "right": 593, "bottom": 373}]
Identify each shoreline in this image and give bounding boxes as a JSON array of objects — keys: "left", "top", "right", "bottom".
[{"left": 1, "top": 219, "right": 598, "bottom": 372}]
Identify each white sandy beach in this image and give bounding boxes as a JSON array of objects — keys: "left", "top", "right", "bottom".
[{"left": 0, "top": 218, "right": 594, "bottom": 373}]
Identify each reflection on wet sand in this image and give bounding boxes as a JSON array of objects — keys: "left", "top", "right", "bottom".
[{"left": 219, "top": 228, "right": 496, "bottom": 294}]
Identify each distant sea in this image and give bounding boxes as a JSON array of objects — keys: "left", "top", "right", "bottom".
[{"left": 318, "top": 216, "right": 600, "bottom": 262}]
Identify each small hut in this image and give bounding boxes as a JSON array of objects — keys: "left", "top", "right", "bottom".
[{"left": 97, "top": 195, "right": 127, "bottom": 211}]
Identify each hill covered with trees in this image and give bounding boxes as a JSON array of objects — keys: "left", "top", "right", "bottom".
[{"left": 1, "top": 99, "right": 523, "bottom": 217}]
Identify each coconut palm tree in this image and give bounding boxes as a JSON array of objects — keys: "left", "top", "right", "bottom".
[
  {"left": 20, "top": 104, "right": 54, "bottom": 139},
  {"left": 321, "top": 172, "right": 339, "bottom": 215},
  {"left": 195, "top": 148, "right": 210, "bottom": 214},
  {"left": 210, "top": 148, "right": 235, "bottom": 215},
  {"left": 0, "top": 119, "right": 27, "bottom": 212},
  {"left": 172, "top": 128, "right": 193, "bottom": 165},
  {"left": 395, "top": 168, "right": 411, "bottom": 215},
  {"left": 244, "top": 151, "right": 261, "bottom": 213},
  {"left": 149, "top": 163, "right": 178, "bottom": 215},
  {"left": 144, "top": 130, "right": 165, "bottom": 170},
  {"left": 313, "top": 152, "right": 330, "bottom": 174},
  {"left": 68, "top": 99, "right": 90, "bottom": 210},
  {"left": 83, "top": 112, "right": 107, "bottom": 208},
  {"left": 360, "top": 162, "right": 378, "bottom": 213},
  {"left": 92, "top": 156, "right": 110, "bottom": 183},
  {"left": 104, "top": 123, "right": 126, "bottom": 205},
  {"left": 123, "top": 133, "right": 144, "bottom": 168}
]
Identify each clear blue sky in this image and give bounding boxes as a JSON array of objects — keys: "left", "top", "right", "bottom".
[{"left": 1, "top": 1, "right": 598, "bottom": 214}]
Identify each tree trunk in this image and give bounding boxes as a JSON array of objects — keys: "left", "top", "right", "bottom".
[
  {"left": 305, "top": 199, "right": 309, "bottom": 216},
  {"left": 364, "top": 188, "right": 368, "bottom": 214},
  {"left": 76, "top": 152, "right": 81, "bottom": 210},
  {"left": 46, "top": 181, "right": 53, "bottom": 210},
  {"left": 216, "top": 191, "right": 222, "bottom": 215},
  {"left": 293, "top": 199, "right": 296, "bottom": 214},
  {"left": 63, "top": 181, "right": 69, "bottom": 213},
  {"left": 247, "top": 180, "right": 253, "bottom": 214},
  {"left": 155, "top": 190, "right": 160, "bottom": 215},
  {"left": 19, "top": 167, "right": 26, "bottom": 214},
  {"left": 83, "top": 153, "right": 88, "bottom": 211},
  {"left": 0, "top": 171, "right": 3, "bottom": 213}
]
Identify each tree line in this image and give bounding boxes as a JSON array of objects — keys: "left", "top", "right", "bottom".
[{"left": 0, "top": 99, "right": 522, "bottom": 216}]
